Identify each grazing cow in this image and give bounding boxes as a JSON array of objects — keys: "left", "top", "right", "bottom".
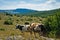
[
  {"left": 16, "top": 24, "right": 30, "bottom": 31},
  {"left": 16, "top": 24, "right": 31, "bottom": 35},
  {"left": 26, "top": 23, "right": 40, "bottom": 37},
  {"left": 27, "top": 23, "right": 45, "bottom": 37}
]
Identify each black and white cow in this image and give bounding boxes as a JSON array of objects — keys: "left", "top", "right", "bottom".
[{"left": 16, "top": 24, "right": 30, "bottom": 31}]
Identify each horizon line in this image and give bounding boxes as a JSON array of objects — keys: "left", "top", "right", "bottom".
[{"left": 0, "top": 8, "right": 60, "bottom": 11}]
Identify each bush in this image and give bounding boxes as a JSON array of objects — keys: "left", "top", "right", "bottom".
[
  {"left": 48, "top": 31, "right": 56, "bottom": 38},
  {"left": 4, "top": 20, "right": 13, "bottom": 25},
  {"left": 4, "top": 17, "right": 13, "bottom": 25},
  {"left": 26, "top": 18, "right": 32, "bottom": 21},
  {"left": 16, "top": 19, "right": 19, "bottom": 21},
  {"left": 5, "top": 13, "right": 13, "bottom": 16},
  {"left": 0, "top": 28, "right": 5, "bottom": 31},
  {"left": 44, "top": 11, "right": 60, "bottom": 38},
  {"left": 16, "top": 14, "right": 20, "bottom": 17},
  {"left": 25, "top": 22, "right": 29, "bottom": 25}
]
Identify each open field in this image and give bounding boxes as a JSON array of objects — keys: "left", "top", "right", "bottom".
[
  {"left": 0, "top": 12, "right": 60, "bottom": 40},
  {"left": 0, "top": 13, "right": 46, "bottom": 40}
]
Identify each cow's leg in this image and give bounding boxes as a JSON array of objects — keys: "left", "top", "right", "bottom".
[
  {"left": 29, "top": 31, "right": 33, "bottom": 38},
  {"left": 34, "top": 31, "right": 37, "bottom": 38},
  {"left": 31, "top": 31, "right": 39, "bottom": 38},
  {"left": 38, "top": 30, "right": 42, "bottom": 37}
]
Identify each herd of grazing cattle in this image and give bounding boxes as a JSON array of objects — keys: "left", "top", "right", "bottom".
[{"left": 16, "top": 22, "right": 46, "bottom": 37}]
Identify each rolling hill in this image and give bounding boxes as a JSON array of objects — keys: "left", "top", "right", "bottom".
[
  {"left": 0, "top": 8, "right": 38, "bottom": 14},
  {"left": 0, "top": 8, "right": 60, "bottom": 17}
]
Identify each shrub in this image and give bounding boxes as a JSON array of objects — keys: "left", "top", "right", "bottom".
[
  {"left": 16, "top": 19, "right": 19, "bottom": 21},
  {"left": 26, "top": 18, "right": 32, "bottom": 21},
  {"left": 4, "top": 20, "right": 13, "bottom": 25},
  {"left": 25, "top": 22, "right": 29, "bottom": 25},
  {"left": 44, "top": 11, "right": 60, "bottom": 38},
  {"left": 4, "top": 17, "right": 13, "bottom": 25},
  {"left": 16, "top": 14, "right": 20, "bottom": 17},
  {"left": 48, "top": 31, "right": 56, "bottom": 38},
  {"left": 5, "top": 13, "right": 13, "bottom": 16},
  {"left": 0, "top": 28, "right": 5, "bottom": 31}
]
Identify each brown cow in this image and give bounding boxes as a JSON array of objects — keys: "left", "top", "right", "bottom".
[{"left": 27, "top": 23, "right": 44, "bottom": 37}]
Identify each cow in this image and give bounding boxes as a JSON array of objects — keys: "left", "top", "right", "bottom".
[
  {"left": 16, "top": 24, "right": 31, "bottom": 35},
  {"left": 16, "top": 24, "right": 30, "bottom": 32},
  {"left": 27, "top": 23, "right": 46, "bottom": 37}
]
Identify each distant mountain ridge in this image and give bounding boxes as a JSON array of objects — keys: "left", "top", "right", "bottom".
[{"left": 0, "top": 8, "right": 38, "bottom": 14}]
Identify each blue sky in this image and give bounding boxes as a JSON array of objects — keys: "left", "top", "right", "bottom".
[{"left": 0, "top": 0, "right": 60, "bottom": 11}]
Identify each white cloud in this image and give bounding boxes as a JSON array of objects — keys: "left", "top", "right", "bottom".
[
  {"left": 46, "top": 0, "right": 56, "bottom": 4},
  {"left": 16, "top": 0, "right": 60, "bottom": 11}
]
